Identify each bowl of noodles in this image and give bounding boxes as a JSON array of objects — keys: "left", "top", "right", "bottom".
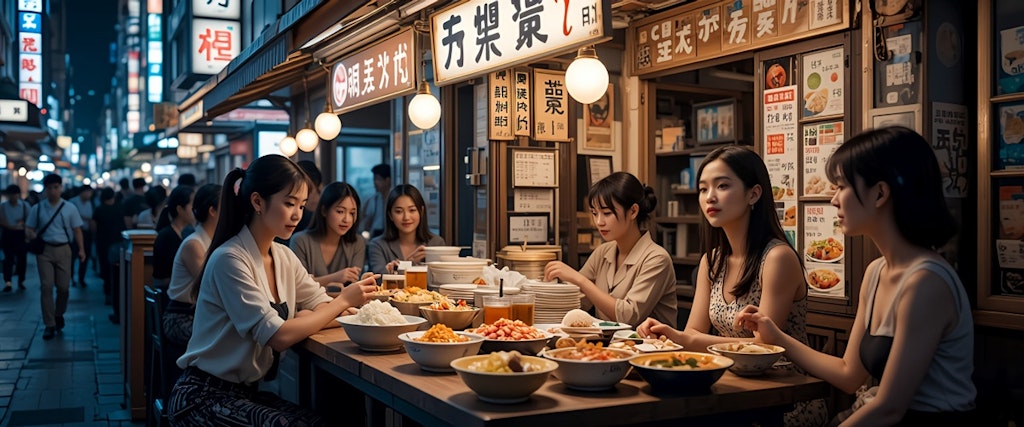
[
  {"left": 707, "top": 342, "right": 786, "bottom": 376},
  {"left": 629, "top": 351, "right": 733, "bottom": 393}
]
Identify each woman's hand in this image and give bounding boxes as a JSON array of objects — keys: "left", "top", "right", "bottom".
[
  {"left": 385, "top": 260, "right": 400, "bottom": 274},
  {"left": 339, "top": 274, "right": 380, "bottom": 309},
  {"left": 734, "top": 305, "right": 784, "bottom": 344},
  {"left": 338, "top": 267, "right": 361, "bottom": 285},
  {"left": 543, "top": 261, "right": 585, "bottom": 286},
  {"left": 360, "top": 271, "right": 376, "bottom": 281},
  {"left": 408, "top": 245, "right": 427, "bottom": 263},
  {"left": 636, "top": 318, "right": 679, "bottom": 342}
]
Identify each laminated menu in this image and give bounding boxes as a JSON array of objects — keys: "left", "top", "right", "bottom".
[
  {"left": 998, "top": 185, "right": 1024, "bottom": 239},
  {"left": 999, "top": 103, "right": 1024, "bottom": 169}
]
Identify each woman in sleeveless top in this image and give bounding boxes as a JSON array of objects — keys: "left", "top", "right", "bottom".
[
  {"left": 737, "top": 127, "right": 976, "bottom": 426},
  {"left": 638, "top": 145, "right": 827, "bottom": 426}
]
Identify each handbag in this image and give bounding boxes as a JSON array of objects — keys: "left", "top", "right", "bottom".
[{"left": 27, "top": 202, "right": 65, "bottom": 255}]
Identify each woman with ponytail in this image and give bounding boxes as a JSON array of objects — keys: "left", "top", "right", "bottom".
[
  {"left": 543, "top": 171, "right": 677, "bottom": 328},
  {"left": 168, "top": 155, "right": 377, "bottom": 426},
  {"left": 151, "top": 185, "right": 195, "bottom": 288}
]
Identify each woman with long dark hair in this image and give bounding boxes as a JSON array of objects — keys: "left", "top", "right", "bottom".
[
  {"left": 366, "top": 184, "right": 445, "bottom": 274},
  {"left": 290, "top": 181, "right": 369, "bottom": 288},
  {"left": 163, "top": 183, "right": 221, "bottom": 346},
  {"left": 638, "top": 145, "right": 827, "bottom": 426},
  {"left": 168, "top": 155, "right": 377, "bottom": 425},
  {"left": 151, "top": 185, "right": 195, "bottom": 288},
  {"left": 737, "top": 127, "right": 976, "bottom": 425},
  {"left": 543, "top": 172, "right": 677, "bottom": 328}
]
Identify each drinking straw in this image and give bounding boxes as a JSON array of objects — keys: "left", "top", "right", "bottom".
[{"left": 499, "top": 278, "right": 504, "bottom": 298}]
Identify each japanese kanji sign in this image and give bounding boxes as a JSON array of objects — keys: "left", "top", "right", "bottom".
[
  {"left": 18, "top": 5, "right": 42, "bottom": 107},
  {"left": 633, "top": 0, "right": 848, "bottom": 77},
  {"left": 532, "top": 68, "right": 568, "bottom": 142},
  {"left": 430, "top": 0, "right": 611, "bottom": 85},
  {"left": 191, "top": 18, "right": 239, "bottom": 74},
  {"left": 193, "top": 0, "right": 240, "bottom": 20},
  {"left": 329, "top": 28, "right": 416, "bottom": 115},
  {"left": 513, "top": 69, "right": 532, "bottom": 137},
  {"left": 488, "top": 70, "right": 513, "bottom": 140}
]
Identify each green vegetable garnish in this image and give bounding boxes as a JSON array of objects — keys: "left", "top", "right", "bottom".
[
  {"left": 683, "top": 357, "right": 699, "bottom": 368},
  {"left": 628, "top": 332, "right": 640, "bottom": 339},
  {"left": 599, "top": 321, "right": 619, "bottom": 327}
]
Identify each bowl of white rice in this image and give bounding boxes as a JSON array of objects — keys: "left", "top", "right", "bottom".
[{"left": 337, "top": 300, "right": 427, "bottom": 352}]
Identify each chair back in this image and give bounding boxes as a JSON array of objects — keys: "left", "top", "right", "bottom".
[{"left": 144, "top": 285, "right": 169, "bottom": 427}]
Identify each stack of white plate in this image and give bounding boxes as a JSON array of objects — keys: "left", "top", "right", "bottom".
[
  {"left": 438, "top": 284, "right": 478, "bottom": 305},
  {"left": 520, "top": 281, "right": 582, "bottom": 324}
]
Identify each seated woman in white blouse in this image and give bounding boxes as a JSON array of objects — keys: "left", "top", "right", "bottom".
[
  {"left": 290, "top": 182, "right": 370, "bottom": 290},
  {"left": 167, "top": 155, "right": 378, "bottom": 426}
]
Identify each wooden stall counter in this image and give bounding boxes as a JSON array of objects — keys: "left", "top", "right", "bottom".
[
  {"left": 119, "top": 229, "right": 156, "bottom": 421},
  {"left": 300, "top": 328, "right": 830, "bottom": 427}
]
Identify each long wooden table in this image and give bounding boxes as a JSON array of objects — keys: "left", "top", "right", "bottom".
[{"left": 298, "top": 328, "right": 830, "bottom": 426}]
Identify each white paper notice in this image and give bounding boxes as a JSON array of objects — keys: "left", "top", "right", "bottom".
[{"left": 513, "top": 188, "right": 554, "bottom": 212}]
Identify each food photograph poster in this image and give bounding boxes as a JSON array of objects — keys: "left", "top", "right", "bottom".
[
  {"left": 804, "top": 203, "right": 845, "bottom": 298},
  {"left": 802, "top": 121, "right": 845, "bottom": 197},
  {"left": 802, "top": 47, "right": 844, "bottom": 118}
]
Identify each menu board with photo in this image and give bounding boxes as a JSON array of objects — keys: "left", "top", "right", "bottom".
[
  {"left": 802, "top": 47, "right": 844, "bottom": 119},
  {"left": 801, "top": 121, "right": 844, "bottom": 197},
  {"left": 803, "top": 203, "right": 845, "bottom": 299},
  {"left": 763, "top": 85, "right": 799, "bottom": 249},
  {"left": 999, "top": 25, "right": 1024, "bottom": 95}
]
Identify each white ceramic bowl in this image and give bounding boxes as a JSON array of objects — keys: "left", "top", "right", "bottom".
[
  {"left": 450, "top": 354, "right": 558, "bottom": 404},
  {"left": 399, "top": 331, "right": 485, "bottom": 372},
  {"left": 337, "top": 315, "right": 427, "bottom": 352},
  {"left": 424, "top": 246, "right": 464, "bottom": 263},
  {"left": 427, "top": 261, "right": 488, "bottom": 285},
  {"left": 542, "top": 347, "right": 635, "bottom": 391},
  {"left": 706, "top": 342, "right": 786, "bottom": 376}
]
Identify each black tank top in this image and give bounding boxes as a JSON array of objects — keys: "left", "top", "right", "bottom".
[{"left": 859, "top": 277, "right": 892, "bottom": 380}]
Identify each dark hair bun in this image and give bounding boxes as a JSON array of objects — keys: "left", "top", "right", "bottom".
[{"left": 641, "top": 185, "right": 658, "bottom": 215}]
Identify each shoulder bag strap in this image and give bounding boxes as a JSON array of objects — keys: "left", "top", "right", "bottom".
[{"left": 36, "top": 201, "right": 65, "bottom": 238}]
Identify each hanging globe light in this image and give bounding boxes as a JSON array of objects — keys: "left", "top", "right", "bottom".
[
  {"left": 296, "top": 127, "right": 320, "bottom": 152},
  {"left": 408, "top": 81, "right": 441, "bottom": 130},
  {"left": 279, "top": 136, "right": 298, "bottom": 157},
  {"left": 564, "top": 46, "right": 609, "bottom": 104},
  {"left": 314, "top": 110, "right": 342, "bottom": 141}
]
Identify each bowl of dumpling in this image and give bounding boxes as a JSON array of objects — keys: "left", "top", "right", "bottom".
[{"left": 706, "top": 342, "right": 785, "bottom": 376}]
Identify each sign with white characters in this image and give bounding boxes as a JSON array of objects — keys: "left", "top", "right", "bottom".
[
  {"left": 633, "top": 0, "right": 848, "bottom": 76},
  {"left": 18, "top": 5, "right": 42, "bottom": 107},
  {"left": 430, "top": 0, "right": 611, "bottom": 85},
  {"left": 191, "top": 18, "right": 239, "bottom": 74},
  {"left": 329, "top": 28, "right": 416, "bottom": 115},
  {"left": 193, "top": 0, "right": 240, "bottom": 20}
]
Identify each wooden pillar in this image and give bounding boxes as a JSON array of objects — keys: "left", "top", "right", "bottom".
[{"left": 120, "top": 230, "right": 156, "bottom": 421}]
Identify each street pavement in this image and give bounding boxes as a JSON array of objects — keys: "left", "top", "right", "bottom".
[{"left": 0, "top": 254, "right": 143, "bottom": 427}]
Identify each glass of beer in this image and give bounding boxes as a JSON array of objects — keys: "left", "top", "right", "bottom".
[
  {"left": 511, "top": 294, "right": 535, "bottom": 325},
  {"left": 381, "top": 274, "right": 405, "bottom": 290},
  {"left": 405, "top": 266, "right": 428, "bottom": 289},
  {"left": 483, "top": 296, "right": 511, "bottom": 324}
]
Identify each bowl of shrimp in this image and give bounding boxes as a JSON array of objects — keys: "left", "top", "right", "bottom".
[{"left": 466, "top": 318, "right": 553, "bottom": 355}]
